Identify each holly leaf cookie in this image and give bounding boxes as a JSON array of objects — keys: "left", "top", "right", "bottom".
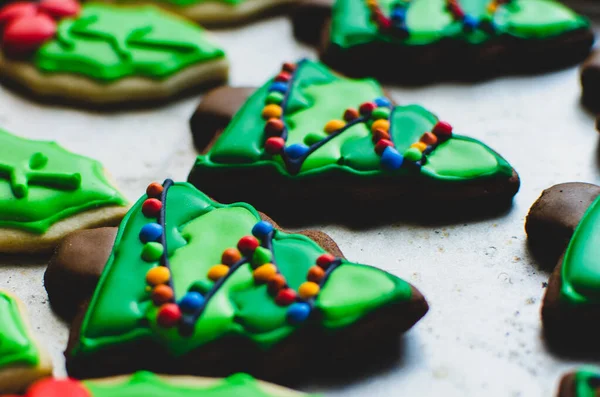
[
  {"left": 291, "top": 0, "right": 594, "bottom": 82},
  {"left": 3, "top": 372, "right": 318, "bottom": 397},
  {"left": 556, "top": 368, "right": 600, "bottom": 397},
  {"left": 188, "top": 59, "right": 520, "bottom": 223},
  {"left": 526, "top": 183, "right": 600, "bottom": 349},
  {"left": 0, "top": 290, "right": 52, "bottom": 394},
  {"left": 0, "top": 129, "right": 128, "bottom": 253},
  {"left": 0, "top": 0, "right": 228, "bottom": 106},
  {"left": 52, "top": 180, "right": 428, "bottom": 380}
]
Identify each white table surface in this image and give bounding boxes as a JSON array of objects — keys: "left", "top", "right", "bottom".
[{"left": 1, "top": 10, "right": 600, "bottom": 397}]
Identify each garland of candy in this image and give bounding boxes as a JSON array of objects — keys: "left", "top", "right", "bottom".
[
  {"left": 446, "top": 0, "right": 512, "bottom": 32},
  {"left": 261, "top": 61, "right": 453, "bottom": 173},
  {"left": 0, "top": 0, "right": 81, "bottom": 56}
]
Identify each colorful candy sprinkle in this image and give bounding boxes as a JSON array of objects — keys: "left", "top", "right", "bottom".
[
  {"left": 252, "top": 246, "right": 273, "bottom": 268},
  {"left": 381, "top": 146, "right": 404, "bottom": 170},
  {"left": 207, "top": 264, "right": 229, "bottom": 281},
  {"left": 221, "top": 248, "right": 242, "bottom": 266},
  {"left": 275, "top": 72, "right": 291, "bottom": 82},
  {"left": 420, "top": 132, "right": 438, "bottom": 145},
  {"left": 282, "top": 62, "right": 296, "bottom": 73},
  {"left": 374, "top": 97, "right": 391, "bottom": 107},
  {"left": 253, "top": 263, "right": 278, "bottom": 283},
  {"left": 316, "top": 253, "right": 336, "bottom": 269},
  {"left": 307, "top": 266, "right": 325, "bottom": 282},
  {"left": 359, "top": 102, "right": 377, "bottom": 116},
  {"left": 157, "top": 303, "right": 181, "bottom": 328},
  {"left": 375, "top": 139, "right": 394, "bottom": 155},
  {"left": 268, "top": 274, "right": 287, "bottom": 294},
  {"left": 404, "top": 147, "right": 423, "bottom": 162},
  {"left": 151, "top": 284, "right": 173, "bottom": 305},
  {"left": 179, "top": 291, "right": 205, "bottom": 313},
  {"left": 146, "top": 266, "right": 170, "bottom": 286},
  {"left": 324, "top": 120, "right": 346, "bottom": 134},
  {"left": 262, "top": 104, "right": 282, "bottom": 119},
  {"left": 285, "top": 143, "right": 310, "bottom": 159},
  {"left": 265, "top": 137, "right": 285, "bottom": 154},
  {"left": 264, "top": 119, "right": 284, "bottom": 136},
  {"left": 298, "top": 281, "right": 320, "bottom": 299},
  {"left": 265, "top": 91, "right": 284, "bottom": 105},
  {"left": 433, "top": 121, "right": 453, "bottom": 137},
  {"left": 252, "top": 221, "right": 274, "bottom": 238},
  {"left": 142, "top": 242, "right": 164, "bottom": 262},
  {"left": 142, "top": 198, "right": 162, "bottom": 218},
  {"left": 371, "top": 107, "right": 391, "bottom": 120},
  {"left": 139, "top": 223, "right": 163, "bottom": 243},
  {"left": 343, "top": 108, "right": 360, "bottom": 121},
  {"left": 287, "top": 302, "right": 311, "bottom": 324},
  {"left": 372, "top": 128, "right": 391, "bottom": 142},
  {"left": 410, "top": 142, "right": 427, "bottom": 152},
  {"left": 237, "top": 235, "right": 260, "bottom": 254},
  {"left": 371, "top": 119, "right": 390, "bottom": 133},
  {"left": 275, "top": 288, "right": 297, "bottom": 306},
  {"left": 146, "top": 182, "right": 163, "bottom": 198}
]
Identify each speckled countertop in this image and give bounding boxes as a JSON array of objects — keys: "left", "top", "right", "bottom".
[{"left": 1, "top": 13, "right": 600, "bottom": 397}]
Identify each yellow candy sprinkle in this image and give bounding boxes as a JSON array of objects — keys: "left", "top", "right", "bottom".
[
  {"left": 146, "top": 267, "right": 170, "bottom": 286},
  {"left": 262, "top": 104, "right": 282, "bottom": 120},
  {"left": 411, "top": 142, "right": 427, "bottom": 152},
  {"left": 207, "top": 264, "right": 229, "bottom": 281},
  {"left": 324, "top": 120, "right": 346, "bottom": 134},
  {"left": 487, "top": 2, "right": 497, "bottom": 12},
  {"left": 298, "top": 281, "right": 320, "bottom": 299},
  {"left": 253, "top": 263, "right": 278, "bottom": 283},
  {"left": 371, "top": 119, "right": 390, "bottom": 133},
  {"left": 366, "top": 0, "right": 377, "bottom": 7}
]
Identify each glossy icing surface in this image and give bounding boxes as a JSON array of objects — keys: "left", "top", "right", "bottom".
[
  {"left": 0, "top": 129, "right": 127, "bottom": 234},
  {"left": 196, "top": 59, "right": 513, "bottom": 181},
  {"left": 0, "top": 291, "right": 39, "bottom": 369},
  {"left": 33, "top": 4, "right": 225, "bottom": 81},
  {"left": 561, "top": 195, "right": 600, "bottom": 303},
  {"left": 572, "top": 368, "right": 600, "bottom": 397},
  {"left": 330, "top": 0, "right": 589, "bottom": 49},
  {"left": 73, "top": 182, "right": 412, "bottom": 357}
]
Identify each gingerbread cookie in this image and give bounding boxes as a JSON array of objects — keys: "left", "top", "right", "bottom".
[
  {"left": 581, "top": 51, "right": 600, "bottom": 115},
  {"left": 0, "top": 0, "right": 228, "bottom": 107},
  {"left": 526, "top": 183, "right": 600, "bottom": 348},
  {"left": 291, "top": 0, "right": 594, "bottom": 83},
  {"left": 0, "top": 129, "right": 128, "bottom": 253},
  {"left": 4, "top": 372, "right": 317, "bottom": 396},
  {"left": 0, "top": 290, "right": 52, "bottom": 394},
  {"left": 53, "top": 180, "right": 428, "bottom": 380},
  {"left": 188, "top": 59, "right": 520, "bottom": 223},
  {"left": 556, "top": 368, "right": 600, "bottom": 397}
]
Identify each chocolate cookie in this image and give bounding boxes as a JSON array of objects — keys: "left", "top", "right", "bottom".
[
  {"left": 53, "top": 180, "right": 428, "bottom": 381},
  {"left": 290, "top": 0, "right": 594, "bottom": 83},
  {"left": 526, "top": 183, "right": 600, "bottom": 349},
  {"left": 581, "top": 51, "right": 600, "bottom": 115},
  {"left": 188, "top": 59, "right": 520, "bottom": 224},
  {"left": 556, "top": 368, "right": 600, "bottom": 397}
]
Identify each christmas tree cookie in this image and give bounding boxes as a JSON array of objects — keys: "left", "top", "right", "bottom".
[
  {"left": 557, "top": 368, "right": 600, "bottom": 397},
  {"left": 526, "top": 183, "right": 600, "bottom": 349},
  {"left": 188, "top": 59, "right": 520, "bottom": 223},
  {"left": 0, "top": 290, "right": 52, "bottom": 394},
  {"left": 0, "top": 129, "right": 128, "bottom": 253},
  {"left": 4, "top": 372, "right": 318, "bottom": 397},
  {"left": 291, "top": 0, "right": 594, "bottom": 82},
  {"left": 57, "top": 180, "right": 428, "bottom": 379},
  {"left": 0, "top": 0, "right": 227, "bottom": 106}
]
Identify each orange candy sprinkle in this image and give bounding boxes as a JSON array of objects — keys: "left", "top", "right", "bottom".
[
  {"left": 307, "top": 266, "right": 325, "bottom": 283},
  {"left": 371, "top": 119, "right": 390, "bottom": 133},
  {"left": 146, "top": 267, "right": 170, "bottom": 286},
  {"left": 151, "top": 284, "right": 174, "bottom": 305},
  {"left": 146, "top": 182, "right": 163, "bottom": 198},
  {"left": 221, "top": 248, "right": 242, "bottom": 266},
  {"left": 262, "top": 104, "right": 282, "bottom": 119},
  {"left": 324, "top": 120, "right": 346, "bottom": 134},
  {"left": 268, "top": 274, "right": 287, "bottom": 294},
  {"left": 207, "top": 264, "right": 229, "bottom": 281},
  {"left": 411, "top": 142, "right": 427, "bottom": 152},
  {"left": 420, "top": 132, "right": 438, "bottom": 145},
  {"left": 253, "top": 263, "right": 278, "bottom": 283}
]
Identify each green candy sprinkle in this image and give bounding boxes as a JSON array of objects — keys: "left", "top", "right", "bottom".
[
  {"left": 252, "top": 247, "right": 272, "bottom": 268},
  {"left": 142, "top": 242, "right": 164, "bottom": 262},
  {"left": 404, "top": 148, "right": 423, "bottom": 162},
  {"left": 371, "top": 107, "right": 390, "bottom": 120},
  {"left": 265, "top": 92, "right": 284, "bottom": 105},
  {"left": 189, "top": 280, "right": 212, "bottom": 294},
  {"left": 304, "top": 132, "right": 328, "bottom": 146}
]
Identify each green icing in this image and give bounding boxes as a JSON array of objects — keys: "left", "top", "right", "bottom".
[
  {"left": 570, "top": 368, "right": 600, "bottom": 397},
  {"left": 560, "top": 196, "right": 600, "bottom": 304},
  {"left": 35, "top": 4, "right": 225, "bottom": 82},
  {"left": 112, "top": 0, "right": 243, "bottom": 7},
  {"left": 196, "top": 59, "right": 513, "bottom": 182},
  {"left": 83, "top": 372, "right": 320, "bottom": 397},
  {"left": 0, "top": 129, "right": 127, "bottom": 234},
  {"left": 0, "top": 291, "right": 39, "bottom": 369},
  {"left": 74, "top": 182, "right": 412, "bottom": 358},
  {"left": 330, "top": 0, "right": 589, "bottom": 48}
]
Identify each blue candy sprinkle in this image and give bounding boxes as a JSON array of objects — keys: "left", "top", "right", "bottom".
[
  {"left": 390, "top": 7, "right": 406, "bottom": 21},
  {"left": 179, "top": 292, "right": 205, "bottom": 313},
  {"left": 139, "top": 223, "right": 163, "bottom": 243},
  {"left": 462, "top": 15, "right": 478, "bottom": 31},
  {"left": 287, "top": 302, "right": 311, "bottom": 324},
  {"left": 269, "top": 82, "right": 288, "bottom": 94},
  {"left": 374, "top": 97, "right": 392, "bottom": 107},
  {"left": 252, "top": 221, "right": 274, "bottom": 238},
  {"left": 285, "top": 143, "right": 310, "bottom": 160},
  {"left": 381, "top": 146, "right": 404, "bottom": 170}
]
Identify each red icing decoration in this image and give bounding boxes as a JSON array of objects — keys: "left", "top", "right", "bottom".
[
  {"left": 142, "top": 198, "right": 162, "bottom": 217},
  {"left": 39, "top": 0, "right": 81, "bottom": 19},
  {"left": 237, "top": 235, "right": 259, "bottom": 254},
  {"left": 432, "top": 121, "right": 453, "bottom": 137},
  {"left": 25, "top": 378, "right": 90, "bottom": 397},
  {"left": 265, "top": 137, "right": 285, "bottom": 154},
  {"left": 2, "top": 14, "right": 57, "bottom": 55},
  {"left": 0, "top": 2, "right": 36, "bottom": 28},
  {"left": 157, "top": 303, "right": 181, "bottom": 328},
  {"left": 359, "top": 102, "right": 376, "bottom": 116},
  {"left": 275, "top": 288, "right": 296, "bottom": 306},
  {"left": 317, "top": 253, "right": 335, "bottom": 269},
  {"left": 375, "top": 139, "right": 394, "bottom": 155}
]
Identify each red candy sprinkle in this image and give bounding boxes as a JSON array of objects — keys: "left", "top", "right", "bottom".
[
  {"left": 0, "top": 3, "right": 36, "bottom": 27},
  {"left": 275, "top": 72, "right": 291, "bottom": 83},
  {"left": 27, "top": 378, "right": 90, "bottom": 397},
  {"left": 142, "top": 198, "right": 162, "bottom": 218},
  {"left": 146, "top": 182, "right": 163, "bottom": 198},
  {"left": 264, "top": 118, "right": 284, "bottom": 136},
  {"left": 275, "top": 288, "right": 296, "bottom": 306},
  {"left": 2, "top": 14, "right": 56, "bottom": 55},
  {"left": 377, "top": 16, "right": 392, "bottom": 29},
  {"left": 237, "top": 235, "right": 259, "bottom": 254},
  {"left": 265, "top": 137, "right": 285, "bottom": 154},
  {"left": 375, "top": 139, "right": 394, "bottom": 155},
  {"left": 359, "top": 102, "right": 376, "bottom": 116},
  {"left": 39, "top": 0, "right": 81, "bottom": 19},
  {"left": 157, "top": 303, "right": 181, "bottom": 328},
  {"left": 432, "top": 121, "right": 453, "bottom": 137},
  {"left": 343, "top": 108, "right": 360, "bottom": 122},
  {"left": 317, "top": 253, "right": 336, "bottom": 269},
  {"left": 282, "top": 62, "right": 296, "bottom": 73}
]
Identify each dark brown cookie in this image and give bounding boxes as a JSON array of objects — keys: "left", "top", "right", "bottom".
[
  {"left": 290, "top": 0, "right": 594, "bottom": 84},
  {"left": 556, "top": 369, "right": 600, "bottom": 397},
  {"left": 581, "top": 51, "right": 600, "bottom": 112},
  {"left": 526, "top": 183, "right": 600, "bottom": 351},
  {"left": 54, "top": 180, "right": 428, "bottom": 381}
]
